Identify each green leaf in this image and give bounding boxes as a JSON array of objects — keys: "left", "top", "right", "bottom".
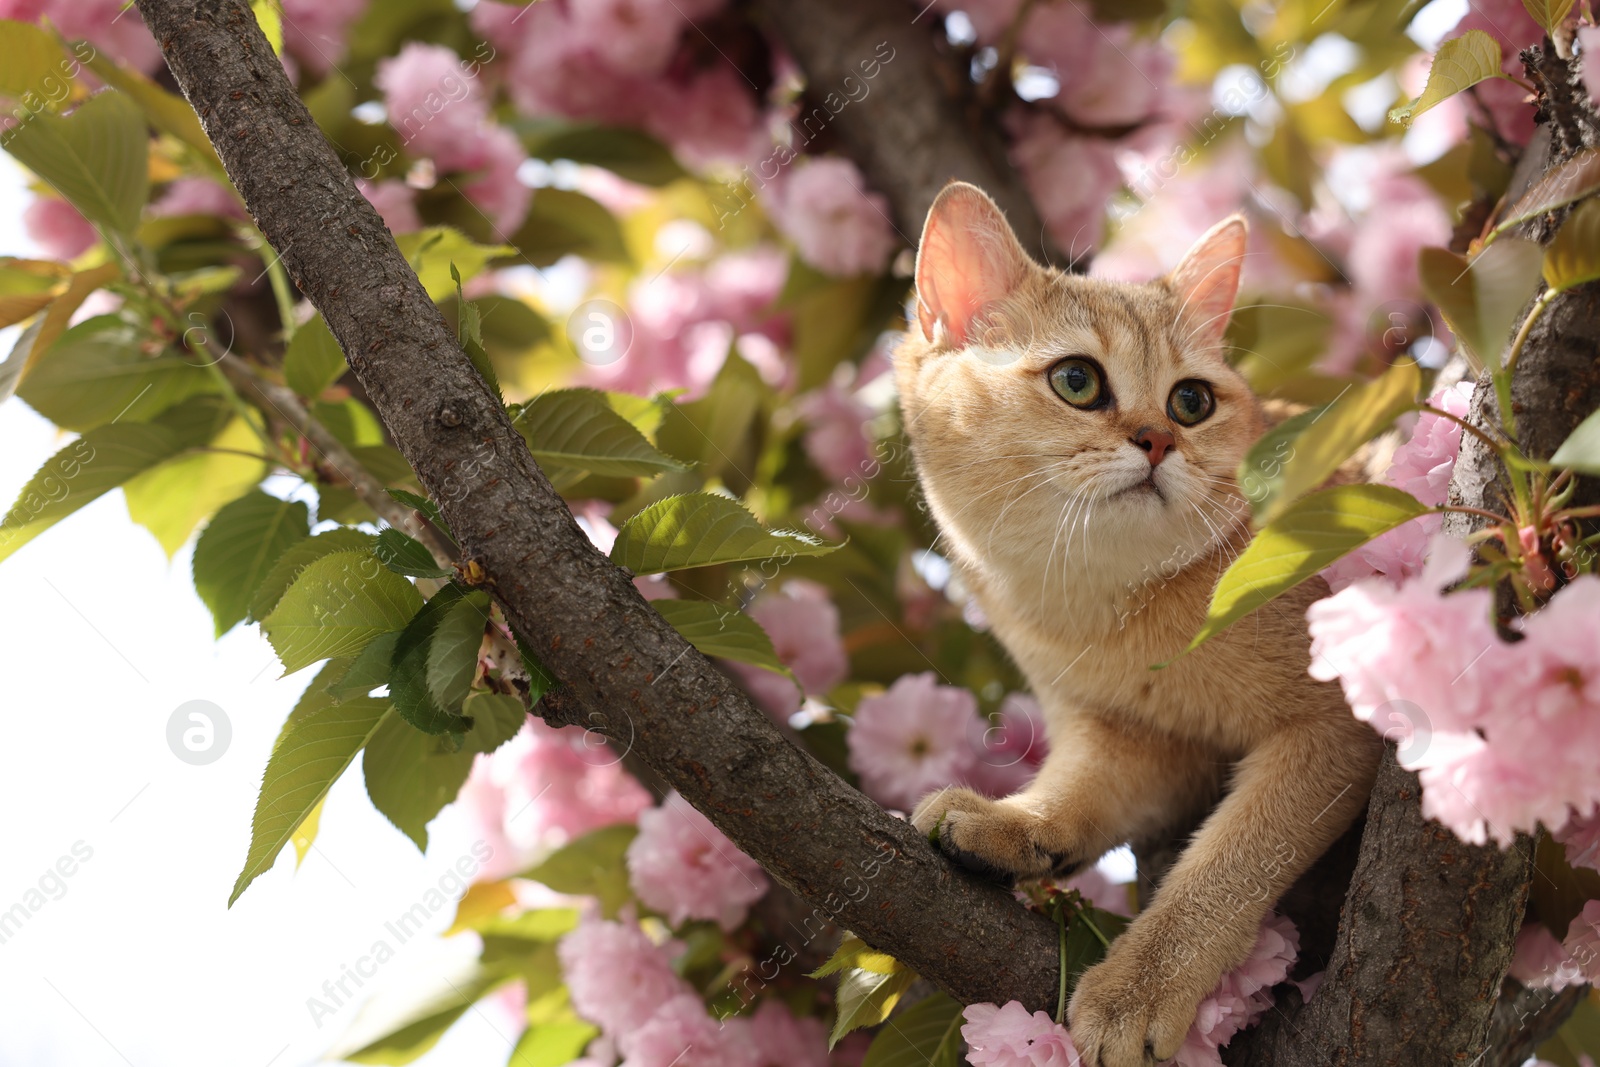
[
  {"left": 861, "top": 993, "right": 963, "bottom": 1067},
  {"left": 262, "top": 549, "right": 424, "bottom": 675},
  {"left": 0, "top": 420, "right": 198, "bottom": 566},
  {"left": 77, "top": 48, "right": 224, "bottom": 171},
  {"left": 191, "top": 490, "right": 311, "bottom": 636},
  {"left": 522, "top": 123, "right": 685, "bottom": 186},
  {"left": 1543, "top": 198, "right": 1600, "bottom": 291},
  {"left": 1060, "top": 906, "right": 1127, "bottom": 1001},
  {"left": 1418, "top": 239, "right": 1544, "bottom": 372},
  {"left": 514, "top": 631, "right": 558, "bottom": 705},
  {"left": 653, "top": 599, "right": 792, "bottom": 678},
  {"left": 1551, "top": 405, "right": 1600, "bottom": 476},
  {"left": 395, "top": 227, "right": 514, "bottom": 302},
  {"left": 0, "top": 20, "right": 74, "bottom": 102},
  {"left": 518, "top": 824, "right": 639, "bottom": 918},
  {"left": 811, "top": 934, "right": 903, "bottom": 979},
  {"left": 657, "top": 352, "right": 767, "bottom": 489},
  {"left": 1238, "top": 406, "right": 1325, "bottom": 521},
  {"left": 461, "top": 692, "right": 526, "bottom": 754},
  {"left": 1494, "top": 148, "right": 1600, "bottom": 235},
  {"left": 514, "top": 387, "right": 690, "bottom": 480},
  {"left": 252, "top": 0, "right": 283, "bottom": 53},
  {"left": 1255, "top": 359, "right": 1421, "bottom": 524},
  {"left": 326, "top": 631, "right": 399, "bottom": 702},
  {"left": 511, "top": 188, "right": 631, "bottom": 267},
  {"left": 362, "top": 711, "right": 476, "bottom": 851},
  {"left": 123, "top": 418, "right": 270, "bottom": 556},
  {"left": 1389, "top": 31, "right": 1507, "bottom": 126},
  {"left": 229, "top": 663, "right": 389, "bottom": 905},
  {"left": 509, "top": 1020, "right": 599, "bottom": 1067},
  {"left": 386, "top": 488, "right": 452, "bottom": 539},
  {"left": 283, "top": 314, "right": 346, "bottom": 398},
  {"left": 1520, "top": 0, "right": 1574, "bottom": 34},
  {"left": 388, "top": 585, "right": 483, "bottom": 734},
  {"left": 831, "top": 958, "right": 917, "bottom": 1046},
  {"left": 374, "top": 527, "right": 452, "bottom": 578},
  {"left": 2, "top": 89, "right": 149, "bottom": 235},
  {"left": 327, "top": 957, "right": 515, "bottom": 1065},
  {"left": 16, "top": 316, "right": 214, "bottom": 432},
  {"left": 247, "top": 526, "right": 375, "bottom": 622},
  {"left": 1184, "top": 484, "right": 1433, "bottom": 653},
  {"left": 612, "top": 493, "right": 840, "bottom": 575}
]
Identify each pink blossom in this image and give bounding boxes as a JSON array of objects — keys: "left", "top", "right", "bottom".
[
  {"left": 1563, "top": 900, "right": 1600, "bottom": 984},
  {"left": 280, "top": 0, "right": 368, "bottom": 76},
  {"left": 620, "top": 994, "right": 761, "bottom": 1067},
  {"left": 1509, "top": 921, "right": 1584, "bottom": 991},
  {"left": 1346, "top": 176, "right": 1453, "bottom": 303},
  {"left": 847, "top": 672, "right": 983, "bottom": 811},
  {"left": 749, "top": 999, "right": 829, "bottom": 1067},
  {"left": 961, "top": 1001, "right": 1080, "bottom": 1067},
  {"left": 729, "top": 580, "right": 848, "bottom": 721},
  {"left": 762, "top": 157, "right": 898, "bottom": 277},
  {"left": 0, "top": 0, "right": 162, "bottom": 72},
  {"left": 23, "top": 196, "right": 96, "bottom": 260},
  {"left": 1581, "top": 27, "right": 1600, "bottom": 108},
  {"left": 460, "top": 124, "right": 532, "bottom": 233},
  {"left": 1556, "top": 808, "right": 1600, "bottom": 872},
  {"left": 150, "top": 177, "right": 247, "bottom": 220},
  {"left": 358, "top": 179, "right": 422, "bottom": 234},
  {"left": 1172, "top": 913, "right": 1299, "bottom": 1066},
  {"left": 1321, "top": 515, "right": 1439, "bottom": 593},
  {"left": 1061, "top": 866, "right": 1130, "bottom": 918},
  {"left": 1023, "top": 7, "right": 1172, "bottom": 127},
  {"left": 644, "top": 68, "right": 769, "bottom": 173},
  {"left": 559, "top": 919, "right": 694, "bottom": 1037},
  {"left": 570, "top": 0, "right": 688, "bottom": 75},
  {"left": 1449, "top": 3, "right": 1541, "bottom": 145},
  {"left": 1004, "top": 110, "right": 1122, "bottom": 258},
  {"left": 375, "top": 42, "right": 492, "bottom": 171},
  {"left": 966, "top": 692, "right": 1049, "bottom": 798},
  {"left": 626, "top": 791, "right": 769, "bottom": 930},
  {"left": 796, "top": 384, "right": 875, "bottom": 483}
]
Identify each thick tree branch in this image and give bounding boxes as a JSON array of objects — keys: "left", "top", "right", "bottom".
[
  {"left": 137, "top": 0, "right": 1063, "bottom": 1010},
  {"left": 752, "top": 0, "right": 1071, "bottom": 268}
]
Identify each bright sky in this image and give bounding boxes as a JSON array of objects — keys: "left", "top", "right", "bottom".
[{"left": 0, "top": 152, "right": 513, "bottom": 1067}]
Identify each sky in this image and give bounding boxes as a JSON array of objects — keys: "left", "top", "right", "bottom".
[{"left": 0, "top": 154, "right": 513, "bottom": 1067}]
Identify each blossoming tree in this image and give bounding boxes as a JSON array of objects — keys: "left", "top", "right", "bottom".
[{"left": 1, "top": 0, "right": 1599, "bottom": 1065}]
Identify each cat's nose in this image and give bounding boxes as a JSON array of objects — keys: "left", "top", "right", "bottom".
[{"left": 1132, "top": 427, "right": 1175, "bottom": 466}]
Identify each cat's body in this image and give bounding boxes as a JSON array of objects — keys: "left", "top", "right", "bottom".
[{"left": 897, "top": 183, "right": 1380, "bottom": 1067}]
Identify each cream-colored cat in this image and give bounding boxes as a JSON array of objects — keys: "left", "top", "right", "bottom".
[{"left": 898, "top": 183, "right": 1380, "bottom": 1067}]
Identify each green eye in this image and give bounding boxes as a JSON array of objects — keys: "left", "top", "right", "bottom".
[
  {"left": 1049, "top": 358, "right": 1105, "bottom": 409},
  {"left": 1168, "top": 380, "right": 1215, "bottom": 426}
]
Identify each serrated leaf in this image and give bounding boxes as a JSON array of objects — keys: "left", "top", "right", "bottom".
[
  {"left": 1550, "top": 406, "right": 1600, "bottom": 476},
  {"left": 2, "top": 262, "right": 120, "bottom": 406},
  {"left": 1184, "top": 484, "right": 1433, "bottom": 653},
  {"left": 1419, "top": 239, "right": 1544, "bottom": 372},
  {"left": 395, "top": 227, "right": 513, "bottom": 301},
  {"left": 16, "top": 314, "right": 213, "bottom": 432},
  {"left": 1520, "top": 0, "right": 1574, "bottom": 34},
  {"left": 831, "top": 960, "right": 917, "bottom": 1046},
  {"left": 514, "top": 388, "right": 690, "bottom": 479},
  {"left": 386, "top": 488, "right": 452, "bottom": 540},
  {"left": 1494, "top": 148, "right": 1600, "bottom": 235},
  {"left": 653, "top": 599, "right": 792, "bottom": 678},
  {"left": 427, "top": 592, "right": 491, "bottom": 713},
  {"left": 262, "top": 549, "right": 424, "bottom": 675},
  {"left": 461, "top": 692, "right": 525, "bottom": 754},
  {"left": 374, "top": 527, "right": 452, "bottom": 578},
  {"left": 326, "top": 631, "right": 399, "bottom": 702},
  {"left": 2, "top": 89, "right": 149, "bottom": 234},
  {"left": 0, "top": 420, "right": 196, "bottom": 566},
  {"left": 362, "top": 711, "right": 476, "bottom": 851},
  {"left": 247, "top": 527, "right": 375, "bottom": 622},
  {"left": 326, "top": 956, "right": 514, "bottom": 1065},
  {"left": 612, "top": 493, "right": 840, "bottom": 575},
  {"left": 1257, "top": 360, "right": 1421, "bottom": 525},
  {"left": 861, "top": 993, "right": 963, "bottom": 1067},
  {"left": 388, "top": 585, "right": 479, "bottom": 735},
  {"left": 518, "top": 824, "right": 639, "bottom": 918},
  {"left": 514, "top": 631, "right": 558, "bottom": 705},
  {"left": 123, "top": 418, "right": 270, "bottom": 556},
  {"left": 192, "top": 490, "right": 311, "bottom": 637},
  {"left": 1389, "top": 31, "right": 1507, "bottom": 126},
  {"left": 1543, "top": 198, "right": 1600, "bottom": 291},
  {"left": 229, "top": 664, "right": 388, "bottom": 905},
  {"left": 284, "top": 314, "right": 346, "bottom": 398}
]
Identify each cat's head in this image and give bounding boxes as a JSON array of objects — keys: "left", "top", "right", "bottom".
[{"left": 895, "top": 182, "right": 1264, "bottom": 594}]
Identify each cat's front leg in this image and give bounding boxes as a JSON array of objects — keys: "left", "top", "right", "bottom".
[
  {"left": 1067, "top": 719, "right": 1378, "bottom": 1067},
  {"left": 910, "top": 714, "right": 1218, "bottom": 884}
]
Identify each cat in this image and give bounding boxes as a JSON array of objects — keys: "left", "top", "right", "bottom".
[{"left": 896, "top": 182, "right": 1381, "bottom": 1067}]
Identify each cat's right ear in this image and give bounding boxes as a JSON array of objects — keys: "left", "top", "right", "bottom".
[{"left": 915, "top": 183, "right": 1031, "bottom": 347}]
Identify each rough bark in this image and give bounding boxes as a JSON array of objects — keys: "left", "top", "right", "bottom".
[
  {"left": 752, "top": 0, "right": 1070, "bottom": 268},
  {"left": 136, "top": 0, "right": 1064, "bottom": 1011}
]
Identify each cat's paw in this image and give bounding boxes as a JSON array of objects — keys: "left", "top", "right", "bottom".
[
  {"left": 1067, "top": 942, "right": 1202, "bottom": 1067},
  {"left": 909, "top": 787, "right": 1068, "bottom": 882}
]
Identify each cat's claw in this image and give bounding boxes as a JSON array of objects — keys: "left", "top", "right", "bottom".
[{"left": 1068, "top": 944, "right": 1200, "bottom": 1067}]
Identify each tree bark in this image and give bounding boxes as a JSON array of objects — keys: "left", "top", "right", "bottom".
[
  {"left": 752, "top": 0, "right": 1071, "bottom": 268},
  {"left": 135, "top": 0, "right": 1064, "bottom": 1012}
]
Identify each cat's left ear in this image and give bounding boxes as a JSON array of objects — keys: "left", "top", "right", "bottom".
[
  {"left": 915, "top": 182, "right": 1032, "bottom": 347},
  {"left": 1167, "top": 214, "right": 1247, "bottom": 351}
]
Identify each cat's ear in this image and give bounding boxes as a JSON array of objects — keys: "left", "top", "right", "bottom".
[
  {"left": 915, "top": 182, "right": 1032, "bottom": 347},
  {"left": 1167, "top": 214, "right": 1247, "bottom": 351}
]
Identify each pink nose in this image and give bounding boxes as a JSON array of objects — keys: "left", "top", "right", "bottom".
[{"left": 1132, "top": 427, "right": 1174, "bottom": 466}]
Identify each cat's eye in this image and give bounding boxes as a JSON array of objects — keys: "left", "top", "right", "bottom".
[
  {"left": 1168, "top": 380, "right": 1215, "bottom": 426},
  {"left": 1048, "top": 358, "right": 1106, "bottom": 409}
]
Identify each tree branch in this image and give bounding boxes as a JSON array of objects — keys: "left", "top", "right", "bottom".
[
  {"left": 752, "top": 0, "right": 1071, "bottom": 268},
  {"left": 136, "top": 0, "right": 1063, "bottom": 1010}
]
